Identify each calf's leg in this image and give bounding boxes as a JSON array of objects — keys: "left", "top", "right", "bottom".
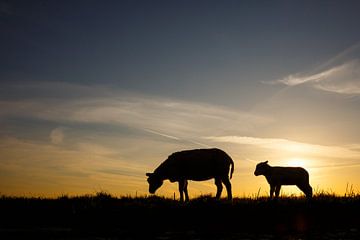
[
  {"left": 297, "top": 183, "right": 312, "bottom": 199},
  {"left": 270, "top": 185, "right": 275, "bottom": 199},
  {"left": 275, "top": 185, "right": 281, "bottom": 198}
]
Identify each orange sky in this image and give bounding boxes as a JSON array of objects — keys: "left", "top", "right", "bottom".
[{"left": 1, "top": 88, "right": 360, "bottom": 197}]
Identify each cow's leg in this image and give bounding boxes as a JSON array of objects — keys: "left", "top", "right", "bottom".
[
  {"left": 178, "top": 180, "right": 185, "bottom": 202},
  {"left": 184, "top": 180, "right": 189, "bottom": 202},
  {"left": 270, "top": 185, "right": 275, "bottom": 199},
  {"left": 306, "top": 185, "right": 313, "bottom": 198},
  {"left": 275, "top": 185, "right": 281, "bottom": 198},
  {"left": 221, "top": 176, "right": 232, "bottom": 200},
  {"left": 297, "top": 184, "right": 313, "bottom": 199},
  {"left": 215, "top": 177, "right": 223, "bottom": 199},
  {"left": 296, "top": 184, "right": 306, "bottom": 197}
]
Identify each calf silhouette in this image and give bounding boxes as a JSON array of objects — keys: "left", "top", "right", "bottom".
[
  {"left": 254, "top": 161, "right": 312, "bottom": 199},
  {"left": 146, "top": 148, "right": 234, "bottom": 201}
]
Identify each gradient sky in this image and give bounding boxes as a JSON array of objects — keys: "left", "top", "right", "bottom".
[{"left": 1, "top": 1, "right": 360, "bottom": 197}]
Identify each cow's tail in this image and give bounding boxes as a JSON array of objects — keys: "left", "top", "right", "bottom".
[{"left": 229, "top": 158, "right": 234, "bottom": 179}]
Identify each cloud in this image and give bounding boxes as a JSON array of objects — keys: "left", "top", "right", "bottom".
[
  {"left": 50, "top": 127, "right": 64, "bottom": 144},
  {"left": 0, "top": 82, "right": 271, "bottom": 143},
  {"left": 267, "top": 41, "right": 360, "bottom": 95},
  {"left": 205, "top": 135, "right": 360, "bottom": 159},
  {"left": 274, "top": 60, "right": 360, "bottom": 95},
  {"left": 277, "top": 63, "right": 349, "bottom": 86},
  {"left": 65, "top": 96, "right": 268, "bottom": 136},
  {"left": 315, "top": 80, "right": 360, "bottom": 95}
]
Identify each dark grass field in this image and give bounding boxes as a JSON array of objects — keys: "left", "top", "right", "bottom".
[{"left": 1, "top": 193, "right": 360, "bottom": 240}]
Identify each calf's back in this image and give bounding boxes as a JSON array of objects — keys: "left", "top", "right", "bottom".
[{"left": 268, "top": 167, "right": 309, "bottom": 185}]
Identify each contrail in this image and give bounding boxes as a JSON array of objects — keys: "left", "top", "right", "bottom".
[
  {"left": 143, "top": 128, "right": 180, "bottom": 140},
  {"left": 143, "top": 128, "right": 211, "bottom": 148}
]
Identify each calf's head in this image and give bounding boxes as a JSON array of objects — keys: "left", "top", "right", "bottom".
[
  {"left": 254, "top": 161, "right": 270, "bottom": 176},
  {"left": 146, "top": 173, "right": 163, "bottom": 194}
]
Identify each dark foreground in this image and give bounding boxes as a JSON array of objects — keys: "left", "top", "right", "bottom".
[{"left": 1, "top": 193, "right": 360, "bottom": 240}]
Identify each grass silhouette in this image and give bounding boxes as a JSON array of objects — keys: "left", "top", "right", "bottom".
[{"left": 1, "top": 192, "right": 360, "bottom": 239}]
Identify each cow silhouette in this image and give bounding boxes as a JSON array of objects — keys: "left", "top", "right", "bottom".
[
  {"left": 146, "top": 148, "right": 234, "bottom": 201},
  {"left": 254, "top": 161, "right": 312, "bottom": 199}
]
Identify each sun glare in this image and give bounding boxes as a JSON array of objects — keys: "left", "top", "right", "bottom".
[{"left": 286, "top": 158, "right": 307, "bottom": 168}]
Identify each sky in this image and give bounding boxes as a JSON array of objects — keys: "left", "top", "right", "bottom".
[{"left": 1, "top": 0, "right": 360, "bottom": 197}]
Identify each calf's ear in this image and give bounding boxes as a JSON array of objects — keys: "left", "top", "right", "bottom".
[
  {"left": 146, "top": 173, "right": 152, "bottom": 177},
  {"left": 265, "top": 160, "right": 268, "bottom": 164}
]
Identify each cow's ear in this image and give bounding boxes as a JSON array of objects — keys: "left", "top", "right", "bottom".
[
  {"left": 146, "top": 173, "right": 152, "bottom": 177},
  {"left": 265, "top": 160, "right": 268, "bottom": 164}
]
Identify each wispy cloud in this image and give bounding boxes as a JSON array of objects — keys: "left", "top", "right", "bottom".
[
  {"left": 205, "top": 135, "right": 360, "bottom": 159},
  {"left": 267, "top": 41, "right": 360, "bottom": 95},
  {"left": 277, "top": 63, "right": 348, "bottom": 86},
  {"left": 0, "top": 82, "right": 271, "bottom": 142},
  {"left": 273, "top": 60, "right": 360, "bottom": 95},
  {"left": 315, "top": 80, "right": 360, "bottom": 95}
]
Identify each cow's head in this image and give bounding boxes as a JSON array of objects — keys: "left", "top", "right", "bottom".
[
  {"left": 254, "top": 161, "right": 269, "bottom": 176},
  {"left": 146, "top": 173, "right": 163, "bottom": 194}
]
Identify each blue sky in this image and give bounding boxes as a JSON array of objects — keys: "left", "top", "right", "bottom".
[{"left": 1, "top": 1, "right": 360, "bottom": 197}]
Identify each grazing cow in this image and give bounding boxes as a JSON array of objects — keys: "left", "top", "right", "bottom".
[
  {"left": 254, "top": 161, "right": 312, "bottom": 199},
  {"left": 146, "top": 148, "right": 234, "bottom": 201}
]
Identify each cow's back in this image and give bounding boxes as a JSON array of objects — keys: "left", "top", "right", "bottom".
[{"left": 159, "top": 148, "right": 232, "bottom": 181}]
